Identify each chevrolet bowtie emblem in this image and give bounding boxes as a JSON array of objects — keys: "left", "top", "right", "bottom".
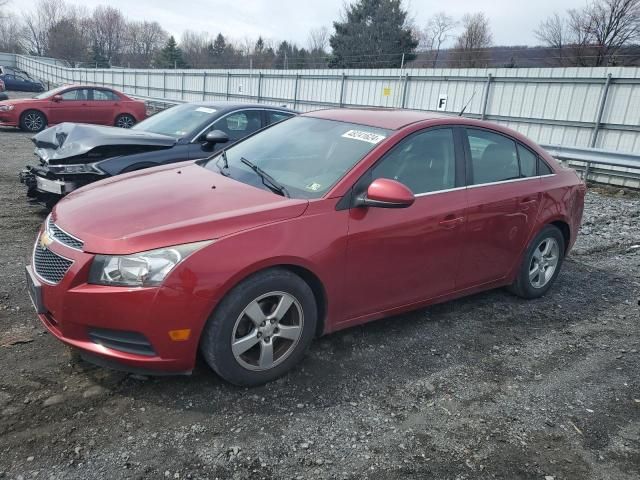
[{"left": 39, "top": 231, "right": 53, "bottom": 250}]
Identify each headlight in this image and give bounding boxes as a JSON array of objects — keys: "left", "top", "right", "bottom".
[
  {"left": 48, "top": 163, "right": 104, "bottom": 175},
  {"left": 88, "top": 241, "right": 212, "bottom": 287},
  {"left": 0, "top": 105, "right": 15, "bottom": 112}
]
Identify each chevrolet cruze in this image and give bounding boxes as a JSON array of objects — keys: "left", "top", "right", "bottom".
[{"left": 26, "top": 109, "right": 586, "bottom": 386}]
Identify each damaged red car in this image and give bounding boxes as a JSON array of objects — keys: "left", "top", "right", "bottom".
[{"left": 26, "top": 109, "right": 585, "bottom": 386}]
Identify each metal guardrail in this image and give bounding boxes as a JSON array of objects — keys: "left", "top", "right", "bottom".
[{"left": 542, "top": 144, "right": 640, "bottom": 189}]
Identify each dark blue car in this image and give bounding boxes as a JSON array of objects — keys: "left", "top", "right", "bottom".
[
  {"left": 0, "top": 70, "right": 45, "bottom": 92},
  {"left": 20, "top": 102, "right": 297, "bottom": 207}
]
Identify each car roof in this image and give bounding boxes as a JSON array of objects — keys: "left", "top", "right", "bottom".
[
  {"left": 303, "top": 108, "right": 453, "bottom": 130},
  {"left": 185, "top": 101, "right": 296, "bottom": 113}
]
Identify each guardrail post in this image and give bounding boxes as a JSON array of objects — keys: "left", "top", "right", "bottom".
[
  {"left": 590, "top": 73, "right": 613, "bottom": 148},
  {"left": 401, "top": 73, "right": 410, "bottom": 108},
  {"left": 202, "top": 71, "right": 207, "bottom": 101},
  {"left": 226, "top": 71, "right": 231, "bottom": 100},
  {"left": 339, "top": 73, "right": 346, "bottom": 107},
  {"left": 293, "top": 73, "right": 300, "bottom": 109},
  {"left": 584, "top": 161, "right": 592, "bottom": 181},
  {"left": 481, "top": 73, "right": 493, "bottom": 120},
  {"left": 257, "top": 72, "right": 263, "bottom": 103}
]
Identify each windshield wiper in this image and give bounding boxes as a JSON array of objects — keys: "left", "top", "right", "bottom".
[
  {"left": 240, "top": 157, "right": 290, "bottom": 198},
  {"left": 215, "top": 149, "right": 231, "bottom": 177}
]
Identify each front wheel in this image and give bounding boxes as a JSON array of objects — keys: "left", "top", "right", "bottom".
[
  {"left": 509, "top": 225, "right": 565, "bottom": 299},
  {"left": 200, "top": 268, "right": 317, "bottom": 386},
  {"left": 115, "top": 114, "right": 136, "bottom": 128},
  {"left": 20, "top": 110, "right": 47, "bottom": 132}
]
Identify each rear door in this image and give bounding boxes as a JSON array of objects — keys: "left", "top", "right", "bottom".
[
  {"left": 86, "top": 89, "right": 119, "bottom": 125},
  {"left": 456, "top": 128, "right": 543, "bottom": 289}
]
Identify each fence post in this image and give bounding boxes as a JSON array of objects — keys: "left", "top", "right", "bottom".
[
  {"left": 257, "top": 72, "right": 263, "bottom": 103},
  {"left": 133, "top": 70, "right": 137, "bottom": 95},
  {"left": 202, "top": 71, "right": 207, "bottom": 101},
  {"left": 226, "top": 71, "right": 231, "bottom": 100},
  {"left": 293, "top": 73, "right": 299, "bottom": 109},
  {"left": 163, "top": 71, "right": 167, "bottom": 98},
  {"left": 181, "top": 71, "right": 185, "bottom": 101},
  {"left": 481, "top": 73, "right": 493, "bottom": 120},
  {"left": 401, "top": 73, "right": 410, "bottom": 108},
  {"left": 590, "top": 73, "right": 613, "bottom": 148},
  {"left": 339, "top": 73, "right": 346, "bottom": 108}
]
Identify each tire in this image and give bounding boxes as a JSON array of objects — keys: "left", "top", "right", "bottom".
[
  {"left": 20, "top": 110, "right": 47, "bottom": 132},
  {"left": 115, "top": 114, "right": 136, "bottom": 128},
  {"left": 200, "top": 268, "right": 317, "bottom": 387},
  {"left": 509, "top": 225, "right": 565, "bottom": 299}
]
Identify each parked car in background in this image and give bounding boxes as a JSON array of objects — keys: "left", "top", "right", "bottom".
[
  {"left": 0, "top": 71, "right": 44, "bottom": 92},
  {"left": 0, "top": 78, "right": 7, "bottom": 101},
  {"left": 0, "top": 84, "right": 146, "bottom": 133},
  {"left": 19, "top": 102, "right": 296, "bottom": 207},
  {"left": 25, "top": 109, "right": 586, "bottom": 386}
]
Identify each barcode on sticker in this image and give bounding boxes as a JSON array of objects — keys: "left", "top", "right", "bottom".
[{"left": 342, "top": 130, "right": 386, "bottom": 144}]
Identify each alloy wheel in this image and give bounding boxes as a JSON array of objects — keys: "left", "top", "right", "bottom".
[
  {"left": 24, "top": 113, "right": 43, "bottom": 131},
  {"left": 231, "top": 291, "right": 304, "bottom": 371},
  {"left": 116, "top": 115, "right": 135, "bottom": 128},
  {"left": 529, "top": 237, "right": 560, "bottom": 289}
]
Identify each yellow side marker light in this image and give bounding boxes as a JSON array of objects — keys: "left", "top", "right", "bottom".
[{"left": 169, "top": 329, "right": 191, "bottom": 341}]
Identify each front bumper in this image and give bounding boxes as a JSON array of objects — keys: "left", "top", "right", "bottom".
[{"left": 27, "top": 231, "right": 216, "bottom": 374}]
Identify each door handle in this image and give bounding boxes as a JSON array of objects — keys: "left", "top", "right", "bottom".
[
  {"left": 439, "top": 215, "right": 464, "bottom": 229},
  {"left": 519, "top": 197, "right": 538, "bottom": 207}
]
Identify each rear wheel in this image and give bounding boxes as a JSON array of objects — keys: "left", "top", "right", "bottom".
[
  {"left": 115, "top": 114, "right": 136, "bottom": 128},
  {"left": 20, "top": 110, "right": 47, "bottom": 132},
  {"left": 509, "top": 225, "right": 565, "bottom": 299},
  {"left": 200, "top": 268, "right": 317, "bottom": 386}
]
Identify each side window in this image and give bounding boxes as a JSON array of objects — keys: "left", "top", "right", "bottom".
[
  {"left": 212, "top": 110, "right": 263, "bottom": 140},
  {"left": 92, "top": 89, "right": 119, "bottom": 101},
  {"left": 266, "top": 111, "right": 294, "bottom": 126},
  {"left": 371, "top": 128, "right": 456, "bottom": 195},
  {"left": 539, "top": 159, "right": 553, "bottom": 175},
  {"left": 517, "top": 144, "right": 538, "bottom": 177},
  {"left": 466, "top": 129, "right": 519, "bottom": 185},
  {"left": 61, "top": 89, "right": 89, "bottom": 101}
]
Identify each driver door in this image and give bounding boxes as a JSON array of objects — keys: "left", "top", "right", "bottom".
[
  {"left": 48, "top": 88, "right": 92, "bottom": 124},
  {"left": 342, "top": 127, "right": 468, "bottom": 322}
]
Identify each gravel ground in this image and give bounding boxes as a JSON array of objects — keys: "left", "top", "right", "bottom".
[{"left": 0, "top": 95, "right": 639, "bottom": 480}]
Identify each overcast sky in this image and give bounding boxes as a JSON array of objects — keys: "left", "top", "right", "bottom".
[{"left": 14, "top": 0, "right": 588, "bottom": 48}]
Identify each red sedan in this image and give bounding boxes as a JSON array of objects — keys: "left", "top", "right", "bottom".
[
  {"left": 0, "top": 84, "right": 146, "bottom": 132},
  {"left": 26, "top": 109, "right": 586, "bottom": 386}
]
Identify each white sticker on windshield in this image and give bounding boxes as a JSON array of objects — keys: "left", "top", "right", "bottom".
[
  {"left": 342, "top": 130, "right": 386, "bottom": 144},
  {"left": 306, "top": 182, "right": 322, "bottom": 191},
  {"left": 196, "top": 107, "right": 217, "bottom": 114}
]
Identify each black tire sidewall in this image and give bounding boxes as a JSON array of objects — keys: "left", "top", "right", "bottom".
[
  {"left": 517, "top": 225, "right": 565, "bottom": 298},
  {"left": 200, "top": 268, "right": 317, "bottom": 387},
  {"left": 20, "top": 110, "right": 46, "bottom": 132}
]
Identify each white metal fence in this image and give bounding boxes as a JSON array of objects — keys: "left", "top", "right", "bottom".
[{"left": 5, "top": 54, "right": 640, "bottom": 155}]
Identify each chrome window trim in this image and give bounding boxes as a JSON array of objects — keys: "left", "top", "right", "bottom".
[
  {"left": 190, "top": 108, "right": 281, "bottom": 144},
  {"left": 31, "top": 234, "right": 75, "bottom": 285},
  {"left": 412, "top": 173, "right": 557, "bottom": 197}
]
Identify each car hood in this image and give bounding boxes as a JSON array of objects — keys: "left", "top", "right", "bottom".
[
  {"left": 52, "top": 162, "right": 309, "bottom": 255},
  {"left": 33, "top": 122, "right": 177, "bottom": 163}
]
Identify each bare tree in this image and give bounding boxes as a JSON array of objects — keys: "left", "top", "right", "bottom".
[
  {"left": 22, "top": 0, "right": 67, "bottom": 56},
  {"left": 124, "top": 21, "right": 167, "bottom": 67},
  {"left": 422, "top": 12, "right": 457, "bottom": 67},
  {"left": 586, "top": 0, "right": 640, "bottom": 65},
  {"left": 308, "top": 27, "right": 329, "bottom": 53},
  {"left": 535, "top": 13, "right": 569, "bottom": 65},
  {"left": 180, "top": 30, "right": 210, "bottom": 68},
  {"left": 449, "top": 12, "right": 493, "bottom": 68},
  {"left": 0, "top": 13, "right": 25, "bottom": 52},
  {"left": 91, "top": 5, "right": 126, "bottom": 65}
]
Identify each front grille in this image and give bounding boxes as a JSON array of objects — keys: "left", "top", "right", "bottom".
[
  {"left": 48, "top": 217, "right": 84, "bottom": 250},
  {"left": 88, "top": 328, "right": 156, "bottom": 357},
  {"left": 33, "top": 243, "right": 73, "bottom": 284}
]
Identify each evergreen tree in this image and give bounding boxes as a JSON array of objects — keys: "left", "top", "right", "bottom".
[
  {"left": 155, "top": 36, "right": 187, "bottom": 68},
  {"left": 329, "top": 0, "right": 418, "bottom": 68}
]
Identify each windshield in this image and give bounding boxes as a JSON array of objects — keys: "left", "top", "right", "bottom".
[
  {"left": 132, "top": 104, "right": 217, "bottom": 138},
  {"left": 201, "top": 116, "right": 390, "bottom": 199},
  {"left": 33, "top": 86, "right": 67, "bottom": 99}
]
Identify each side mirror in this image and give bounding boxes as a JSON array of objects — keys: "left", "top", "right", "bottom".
[
  {"left": 355, "top": 178, "right": 415, "bottom": 209},
  {"left": 203, "top": 130, "right": 229, "bottom": 146},
  {"left": 52, "top": 94, "right": 63, "bottom": 102}
]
